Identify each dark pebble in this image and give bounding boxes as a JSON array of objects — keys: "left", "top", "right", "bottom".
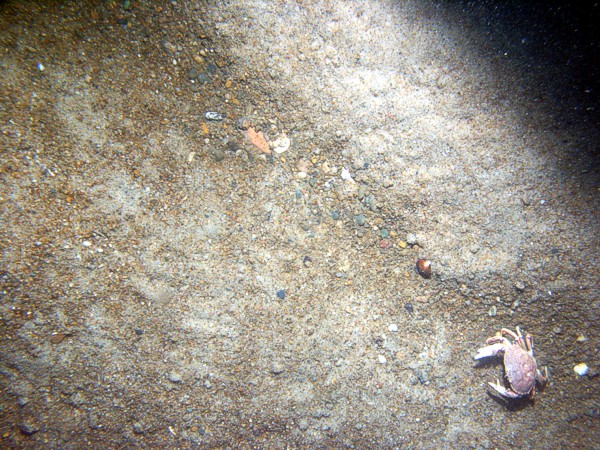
[
  {"left": 134, "top": 328, "right": 144, "bottom": 336},
  {"left": 188, "top": 68, "right": 200, "bottom": 80},
  {"left": 276, "top": 290, "right": 286, "bottom": 299},
  {"left": 405, "top": 302, "right": 414, "bottom": 313},
  {"left": 331, "top": 210, "right": 341, "bottom": 220}
]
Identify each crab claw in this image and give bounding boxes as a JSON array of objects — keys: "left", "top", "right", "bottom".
[
  {"left": 474, "top": 343, "right": 506, "bottom": 360},
  {"left": 488, "top": 380, "right": 522, "bottom": 399}
]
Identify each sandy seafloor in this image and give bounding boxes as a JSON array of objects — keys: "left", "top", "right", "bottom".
[{"left": 0, "top": 0, "right": 598, "bottom": 447}]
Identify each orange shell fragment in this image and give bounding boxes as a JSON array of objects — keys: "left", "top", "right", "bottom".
[{"left": 246, "top": 127, "right": 271, "bottom": 154}]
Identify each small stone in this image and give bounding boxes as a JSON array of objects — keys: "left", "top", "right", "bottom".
[
  {"left": 211, "top": 147, "right": 225, "bottom": 162},
  {"left": 388, "top": 324, "right": 398, "bottom": 332},
  {"left": 133, "top": 421, "right": 145, "bottom": 435},
  {"left": 354, "top": 214, "right": 366, "bottom": 226},
  {"left": 515, "top": 281, "right": 525, "bottom": 291},
  {"left": 488, "top": 305, "right": 497, "bottom": 317},
  {"left": 331, "top": 210, "right": 341, "bottom": 220},
  {"left": 272, "top": 361, "right": 284, "bottom": 374},
  {"left": 574, "top": 363, "right": 589, "bottom": 376},
  {"left": 379, "top": 239, "right": 392, "bottom": 249},
  {"left": 168, "top": 371, "right": 182, "bottom": 383},
  {"left": 188, "top": 68, "right": 199, "bottom": 80},
  {"left": 298, "top": 419, "right": 309, "bottom": 431},
  {"left": 407, "top": 233, "right": 418, "bottom": 246},
  {"left": 134, "top": 328, "right": 144, "bottom": 336},
  {"left": 405, "top": 302, "right": 414, "bottom": 314},
  {"left": 20, "top": 420, "right": 39, "bottom": 436},
  {"left": 236, "top": 116, "right": 252, "bottom": 130},
  {"left": 302, "top": 256, "right": 312, "bottom": 267},
  {"left": 522, "top": 195, "right": 531, "bottom": 206},
  {"left": 576, "top": 335, "right": 587, "bottom": 343},
  {"left": 398, "top": 240, "right": 407, "bottom": 249},
  {"left": 380, "top": 229, "right": 390, "bottom": 239},
  {"left": 276, "top": 290, "right": 286, "bottom": 300},
  {"left": 378, "top": 355, "right": 387, "bottom": 364}
]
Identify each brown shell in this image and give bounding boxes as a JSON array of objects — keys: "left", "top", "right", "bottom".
[
  {"left": 416, "top": 259, "right": 432, "bottom": 279},
  {"left": 503, "top": 345, "right": 537, "bottom": 395}
]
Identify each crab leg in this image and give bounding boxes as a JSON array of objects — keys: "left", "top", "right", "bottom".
[
  {"left": 488, "top": 380, "right": 522, "bottom": 399},
  {"left": 474, "top": 343, "right": 507, "bottom": 360},
  {"left": 501, "top": 328, "right": 520, "bottom": 341}
]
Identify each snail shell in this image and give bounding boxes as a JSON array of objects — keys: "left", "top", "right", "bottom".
[{"left": 416, "top": 259, "right": 432, "bottom": 279}]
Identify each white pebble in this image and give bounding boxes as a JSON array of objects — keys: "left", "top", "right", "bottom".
[
  {"left": 378, "top": 355, "right": 387, "bottom": 364},
  {"left": 574, "top": 363, "right": 589, "bottom": 376},
  {"left": 37, "top": 63, "right": 45, "bottom": 71},
  {"left": 388, "top": 324, "right": 398, "bottom": 332},
  {"left": 82, "top": 240, "right": 92, "bottom": 247}
]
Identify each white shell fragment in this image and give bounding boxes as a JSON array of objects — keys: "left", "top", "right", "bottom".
[
  {"left": 270, "top": 136, "right": 291, "bottom": 154},
  {"left": 574, "top": 363, "right": 589, "bottom": 376},
  {"left": 205, "top": 111, "right": 227, "bottom": 121},
  {"left": 341, "top": 168, "right": 355, "bottom": 183}
]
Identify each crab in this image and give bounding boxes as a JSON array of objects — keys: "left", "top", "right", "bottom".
[{"left": 474, "top": 326, "right": 547, "bottom": 399}]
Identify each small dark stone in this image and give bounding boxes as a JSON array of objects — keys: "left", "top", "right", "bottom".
[
  {"left": 206, "top": 63, "right": 217, "bottom": 75},
  {"left": 226, "top": 141, "right": 240, "bottom": 152},
  {"left": 331, "top": 210, "right": 341, "bottom": 220},
  {"left": 405, "top": 302, "right": 414, "bottom": 313},
  {"left": 188, "top": 68, "right": 200, "bottom": 80},
  {"left": 116, "top": 18, "right": 128, "bottom": 26},
  {"left": 20, "top": 420, "right": 39, "bottom": 436},
  {"left": 302, "top": 256, "right": 312, "bottom": 267},
  {"left": 134, "top": 328, "right": 144, "bottom": 336},
  {"left": 276, "top": 290, "right": 286, "bottom": 300}
]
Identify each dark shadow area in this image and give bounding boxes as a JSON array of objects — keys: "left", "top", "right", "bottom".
[{"left": 440, "top": 0, "right": 599, "bottom": 167}]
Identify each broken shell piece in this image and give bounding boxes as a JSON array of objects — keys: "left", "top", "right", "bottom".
[
  {"left": 341, "top": 168, "right": 355, "bottom": 183},
  {"left": 270, "top": 136, "right": 291, "bottom": 154},
  {"left": 574, "top": 363, "right": 589, "bottom": 376},
  {"left": 246, "top": 127, "right": 270, "bottom": 154},
  {"left": 416, "top": 259, "right": 432, "bottom": 279}
]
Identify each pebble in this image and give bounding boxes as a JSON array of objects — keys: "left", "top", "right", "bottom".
[
  {"left": 133, "top": 421, "right": 145, "bottom": 435},
  {"left": 20, "top": 420, "right": 39, "bottom": 436},
  {"left": 236, "top": 116, "right": 252, "bottom": 130},
  {"left": 574, "top": 363, "right": 589, "bottom": 376},
  {"left": 378, "top": 355, "right": 387, "bottom": 364},
  {"left": 380, "top": 229, "right": 390, "bottom": 239},
  {"left": 168, "top": 371, "right": 182, "bottom": 383},
  {"left": 276, "top": 290, "right": 286, "bottom": 299},
  {"left": 515, "top": 281, "right": 525, "bottom": 291},
  {"left": 331, "top": 210, "right": 341, "bottom": 220},
  {"left": 407, "top": 233, "right": 418, "bottom": 246},
  {"left": 211, "top": 147, "right": 225, "bottom": 162},
  {"left": 388, "top": 324, "right": 398, "bottom": 332},
  {"left": 379, "top": 239, "right": 392, "bottom": 249},
  {"left": 488, "top": 305, "right": 497, "bottom": 317},
  {"left": 354, "top": 214, "right": 366, "bottom": 226},
  {"left": 271, "top": 361, "right": 284, "bottom": 374},
  {"left": 405, "top": 302, "right": 414, "bottom": 313},
  {"left": 576, "top": 335, "right": 587, "bottom": 343},
  {"left": 188, "top": 68, "right": 199, "bottom": 80},
  {"left": 298, "top": 419, "right": 309, "bottom": 431}
]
